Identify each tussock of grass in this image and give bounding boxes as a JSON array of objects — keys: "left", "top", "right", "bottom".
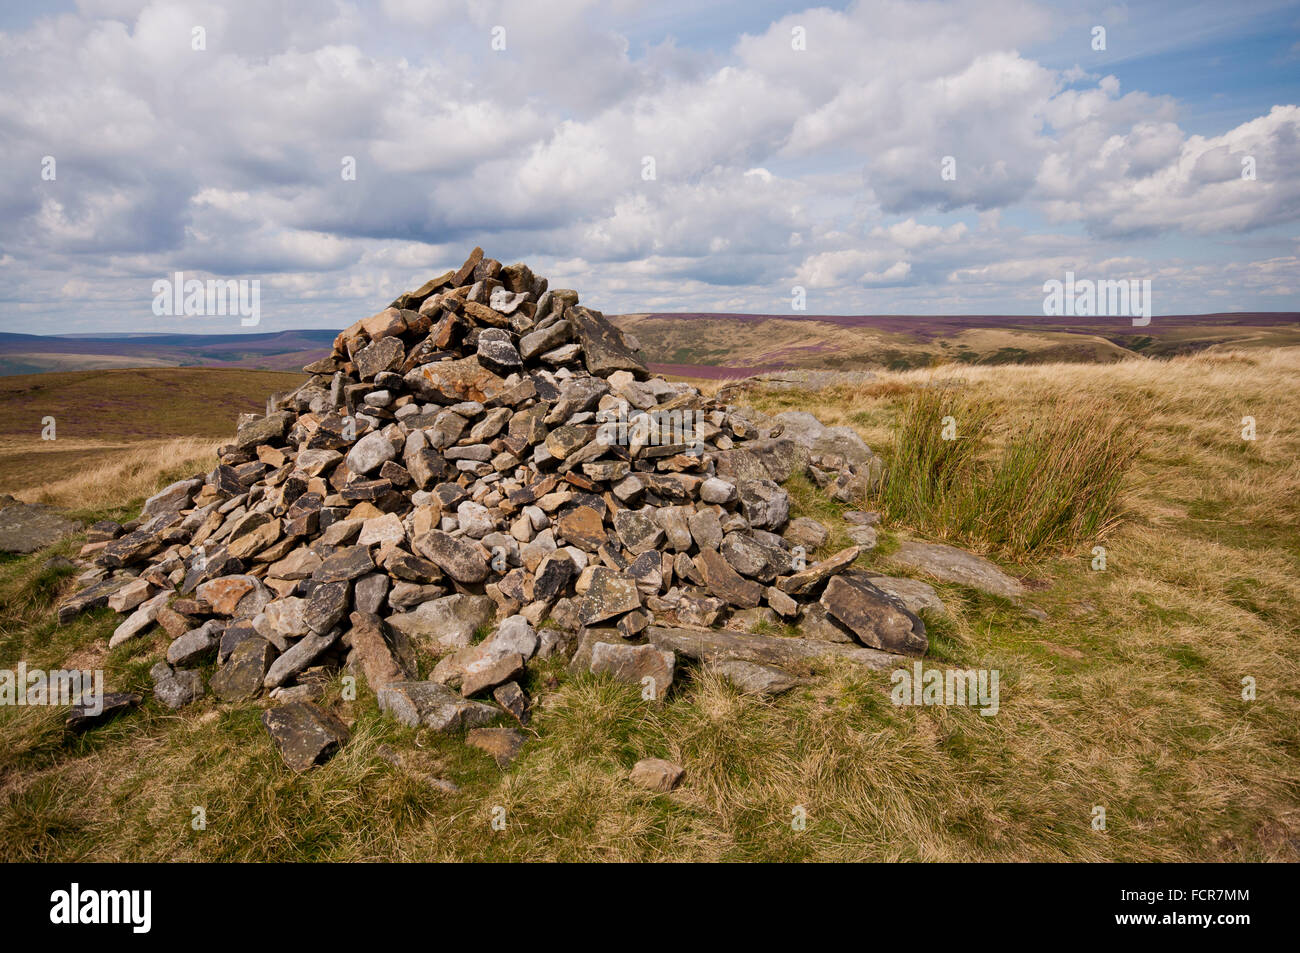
[{"left": 875, "top": 385, "right": 1141, "bottom": 556}]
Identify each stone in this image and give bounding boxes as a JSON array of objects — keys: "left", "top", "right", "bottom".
[
  {"left": 843, "top": 510, "right": 880, "bottom": 526},
  {"left": 776, "top": 546, "right": 861, "bottom": 595},
  {"left": 556, "top": 505, "right": 606, "bottom": 550},
  {"left": 254, "top": 597, "right": 309, "bottom": 647},
  {"left": 687, "top": 509, "right": 723, "bottom": 551},
  {"left": 357, "top": 512, "right": 406, "bottom": 547},
  {"left": 493, "top": 681, "right": 530, "bottom": 725},
  {"left": 466, "top": 727, "right": 525, "bottom": 768},
  {"left": 484, "top": 614, "right": 539, "bottom": 658},
  {"left": 108, "top": 591, "right": 171, "bottom": 648},
  {"left": 655, "top": 506, "right": 693, "bottom": 552},
  {"left": 413, "top": 531, "right": 489, "bottom": 584},
  {"left": 847, "top": 525, "right": 878, "bottom": 548},
  {"left": 66, "top": 692, "right": 141, "bottom": 732},
  {"left": 614, "top": 508, "right": 664, "bottom": 554},
  {"left": 520, "top": 319, "right": 571, "bottom": 360},
  {"left": 142, "top": 478, "right": 203, "bottom": 517},
  {"left": 576, "top": 568, "right": 641, "bottom": 624},
  {"left": 347, "top": 611, "right": 414, "bottom": 689},
  {"left": 58, "top": 576, "right": 131, "bottom": 622},
  {"left": 102, "top": 530, "right": 162, "bottom": 568},
  {"left": 106, "top": 577, "right": 154, "bottom": 613},
  {"left": 218, "top": 619, "right": 260, "bottom": 661},
  {"left": 356, "top": 336, "right": 405, "bottom": 379},
  {"left": 196, "top": 574, "right": 259, "bottom": 615},
  {"left": 458, "top": 650, "right": 524, "bottom": 697},
  {"left": 889, "top": 541, "right": 1025, "bottom": 600},
  {"left": 404, "top": 356, "right": 509, "bottom": 404},
  {"left": 699, "top": 477, "right": 736, "bottom": 505},
  {"left": 695, "top": 548, "right": 762, "bottom": 609},
  {"left": 707, "top": 659, "right": 801, "bottom": 697},
  {"left": 476, "top": 330, "right": 523, "bottom": 376},
  {"left": 235, "top": 410, "right": 294, "bottom": 451},
  {"left": 210, "top": 637, "right": 276, "bottom": 701},
  {"left": 227, "top": 514, "right": 282, "bottom": 559},
  {"left": 305, "top": 580, "right": 350, "bottom": 634},
  {"left": 713, "top": 437, "right": 806, "bottom": 484},
  {"left": 589, "top": 642, "right": 674, "bottom": 697},
  {"left": 820, "top": 575, "right": 927, "bottom": 655},
  {"left": 386, "top": 593, "right": 496, "bottom": 651},
  {"left": 737, "top": 480, "right": 789, "bottom": 530},
  {"left": 167, "top": 619, "right": 225, "bottom": 666},
  {"left": 456, "top": 500, "right": 495, "bottom": 538},
  {"left": 151, "top": 663, "right": 205, "bottom": 709},
  {"left": 269, "top": 548, "right": 321, "bottom": 580},
  {"left": 377, "top": 681, "right": 500, "bottom": 731},
  {"left": 629, "top": 757, "right": 683, "bottom": 793},
  {"left": 765, "top": 586, "right": 798, "bottom": 618},
  {"left": 772, "top": 410, "right": 878, "bottom": 469},
  {"left": 720, "top": 531, "right": 790, "bottom": 582},
  {"left": 261, "top": 703, "right": 349, "bottom": 771},
  {"left": 353, "top": 573, "right": 391, "bottom": 615},
  {"left": 646, "top": 625, "right": 896, "bottom": 672},
  {"left": 264, "top": 628, "right": 341, "bottom": 689},
  {"left": 864, "top": 574, "right": 948, "bottom": 616},
  {"left": 567, "top": 306, "right": 647, "bottom": 378},
  {"left": 797, "top": 602, "right": 855, "bottom": 643},
  {"left": 314, "top": 543, "right": 377, "bottom": 579},
  {"left": 0, "top": 502, "right": 81, "bottom": 553},
  {"left": 784, "top": 516, "right": 829, "bottom": 552}
]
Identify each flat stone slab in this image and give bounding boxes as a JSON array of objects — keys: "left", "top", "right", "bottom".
[
  {"left": 706, "top": 659, "right": 804, "bottom": 697},
  {"left": 0, "top": 502, "right": 80, "bottom": 553},
  {"left": 864, "top": 574, "right": 948, "bottom": 616},
  {"left": 646, "top": 625, "right": 896, "bottom": 672},
  {"left": 888, "top": 541, "right": 1024, "bottom": 600},
  {"left": 377, "top": 680, "right": 500, "bottom": 732}
]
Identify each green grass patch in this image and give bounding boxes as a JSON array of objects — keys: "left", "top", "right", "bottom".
[{"left": 874, "top": 385, "right": 1142, "bottom": 556}]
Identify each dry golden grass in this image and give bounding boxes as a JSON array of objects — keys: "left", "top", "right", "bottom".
[
  {"left": 0, "top": 350, "right": 1297, "bottom": 861},
  {"left": 11, "top": 437, "right": 221, "bottom": 511}
]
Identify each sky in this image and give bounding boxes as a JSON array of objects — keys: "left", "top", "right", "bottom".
[{"left": 0, "top": 0, "right": 1297, "bottom": 335}]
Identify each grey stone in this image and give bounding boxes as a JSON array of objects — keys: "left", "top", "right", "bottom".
[
  {"left": 386, "top": 593, "right": 496, "bottom": 651},
  {"left": 889, "top": 541, "right": 1025, "bottom": 600},
  {"left": 820, "top": 575, "right": 927, "bottom": 656},
  {"left": 707, "top": 659, "right": 802, "bottom": 697},
  {"left": 377, "top": 681, "right": 500, "bottom": 731},
  {"left": 261, "top": 702, "right": 349, "bottom": 771}
]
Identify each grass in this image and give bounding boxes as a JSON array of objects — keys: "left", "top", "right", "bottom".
[
  {"left": 873, "top": 384, "right": 1141, "bottom": 556},
  {"left": 0, "top": 351, "right": 1298, "bottom": 861},
  {"left": 0, "top": 367, "right": 302, "bottom": 502}
]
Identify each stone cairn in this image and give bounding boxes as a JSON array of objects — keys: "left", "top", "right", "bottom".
[{"left": 57, "top": 247, "right": 926, "bottom": 772}]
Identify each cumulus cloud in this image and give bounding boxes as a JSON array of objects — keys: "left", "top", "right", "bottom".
[{"left": 0, "top": 0, "right": 1295, "bottom": 333}]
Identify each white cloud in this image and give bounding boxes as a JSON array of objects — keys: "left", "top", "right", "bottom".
[{"left": 0, "top": 0, "right": 1295, "bottom": 331}]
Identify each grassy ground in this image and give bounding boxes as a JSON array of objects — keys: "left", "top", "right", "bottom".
[
  {"left": 1, "top": 351, "right": 1297, "bottom": 861},
  {"left": 0, "top": 368, "right": 304, "bottom": 502}
]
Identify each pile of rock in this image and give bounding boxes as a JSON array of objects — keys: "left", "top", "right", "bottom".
[{"left": 57, "top": 248, "right": 926, "bottom": 772}]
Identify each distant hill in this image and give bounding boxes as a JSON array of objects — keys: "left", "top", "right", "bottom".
[
  {"left": 4, "top": 312, "right": 1299, "bottom": 378},
  {"left": 610, "top": 311, "right": 1300, "bottom": 375},
  {"left": 0, "top": 329, "right": 336, "bottom": 376}
]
